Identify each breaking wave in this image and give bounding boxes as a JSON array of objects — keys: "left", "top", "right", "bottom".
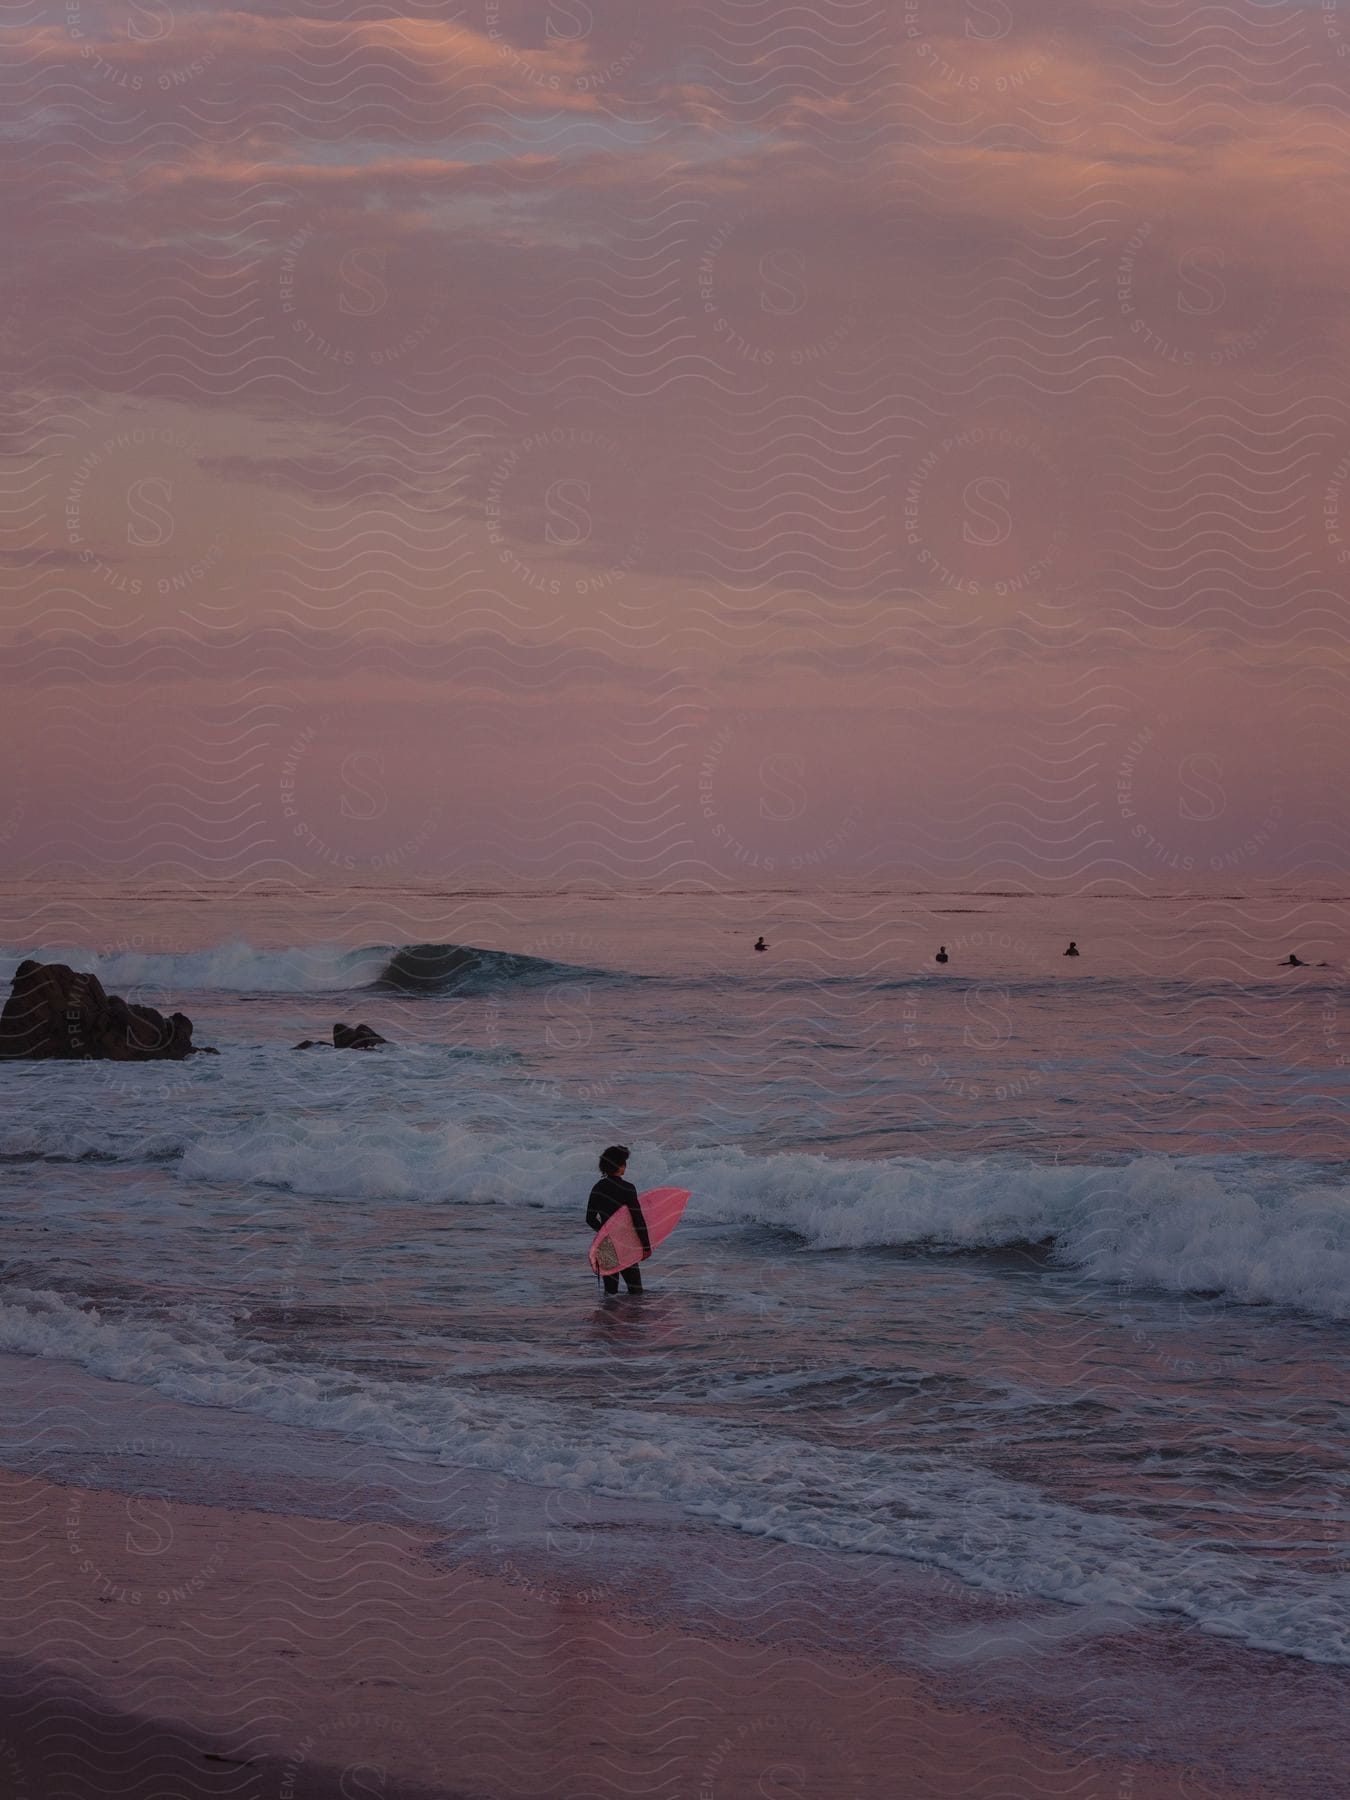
[
  {"left": 173, "top": 1122, "right": 1350, "bottom": 1324},
  {"left": 0, "top": 940, "right": 614, "bottom": 998},
  {"left": 0, "top": 1284, "right": 1343, "bottom": 1665}
]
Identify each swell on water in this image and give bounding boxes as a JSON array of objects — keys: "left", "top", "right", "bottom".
[
  {"left": 0, "top": 941, "right": 611, "bottom": 997},
  {"left": 0, "top": 985, "right": 1344, "bottom": 1320},
  {"left": 1, "top": 943, "right": 1332, "bottom": 1002},
  {"left": 167, "top": 1122, "right": 1350, "bottom": 1323},
  {"left": 369, "top": 942, "right": 606, "bottom": 995}
]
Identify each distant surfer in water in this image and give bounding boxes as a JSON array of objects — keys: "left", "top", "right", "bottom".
[
  {"left": 1284, "top": 953, "right": 1306, "bottom": 967},
  {"left": 587, "top": 1145, "right": 650, "bottom": 1295},
  {"left": 935, "top": 945, "right": 948, "bottom": 965},
  {"left": 1064, "top": 941, "right": 1079, "bottom": 957},
  {"left": 754, "top": 937, "right": 767, "bottom": 953}
]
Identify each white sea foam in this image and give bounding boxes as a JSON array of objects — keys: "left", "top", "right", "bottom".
[
  {"left": 0, "top": 1285, "right": 1342, "bottom": 1666},
  {"left": 0, "top": 939, "right": 598, "bottom": 996},
  {"left": 680, "top": 1145, "right": 1350, "bottom": 1321},
  {"left": 0, "top": 941, "right": 389, "bottom": 994},
  {"left": 177, "top": 1119, "right": 1350, "bottom": 1322},
  {"left": 5, "top": 1058, "right": 1343, "bottom": 1323}
]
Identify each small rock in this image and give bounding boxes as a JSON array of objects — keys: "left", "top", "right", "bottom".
[{"left": 332, "top": 1021, "right": 388, "bottom": 1050}]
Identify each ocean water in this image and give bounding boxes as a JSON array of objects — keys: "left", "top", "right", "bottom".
[{"left": 0, "top": 878, "right": 1347, "bottom": 1777}]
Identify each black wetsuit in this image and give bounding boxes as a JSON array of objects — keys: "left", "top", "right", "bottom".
[{"left": 586, "top": 1175, "right": 650, "bottom": 1293}]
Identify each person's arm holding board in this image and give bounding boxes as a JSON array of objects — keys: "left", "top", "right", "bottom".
[{"left": 617, "top": 1169, "right": 651, "bottom": 1257}]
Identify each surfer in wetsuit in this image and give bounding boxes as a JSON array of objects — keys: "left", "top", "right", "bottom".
[
  {"left": 586, "top": 1145, "right": 650, "bottom": 1295},
  {"left": 754, "top": 937, "right": 767, "bottom": 953},
  {"left": 1064, "top": 941, "right": 1079, "bottom": 957},
  {"left": 935, "top": 945, "right": 948, "bottom": 965},
  {"left": 1284, "top": 953, "right": 1306, "bottom": 967}
]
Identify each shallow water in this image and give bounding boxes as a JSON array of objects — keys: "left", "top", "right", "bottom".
[{"left": 0, "top": 877, "right": 1346, "bottom": 1697}]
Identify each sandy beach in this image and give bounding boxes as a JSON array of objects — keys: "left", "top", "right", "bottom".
[{"left": 0, "top": 1458, "right": 1269, "bottom": 1800}]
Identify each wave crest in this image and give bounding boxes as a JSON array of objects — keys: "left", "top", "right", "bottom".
[
  {"left": 173, "top": 1121, "right": 1350, "bottom": 1324},
  {"left": 370, "top": 942, "right": 600, "bottom": 995},
  {"left": 0, "top": 940, "right": 607, "bottom": 997}
]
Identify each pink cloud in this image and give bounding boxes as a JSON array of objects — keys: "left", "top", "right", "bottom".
[{"left": 2, "top": 0, "right": 1346, "bottom": 874}]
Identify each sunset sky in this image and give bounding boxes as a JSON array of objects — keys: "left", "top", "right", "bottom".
[{"left": 3, "top": 0, "right": 1348, "bottom": 882}]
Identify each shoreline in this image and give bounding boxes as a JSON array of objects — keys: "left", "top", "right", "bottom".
[{"left": 0, "top": 1460, "right": 1268, "bottom": 1800}]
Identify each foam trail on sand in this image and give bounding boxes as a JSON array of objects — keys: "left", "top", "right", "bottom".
[{"left": 0, "top": 1285, "right": 1343, "bottom": 1666}]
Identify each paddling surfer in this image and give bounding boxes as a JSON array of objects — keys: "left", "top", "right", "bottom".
[{"left": 586, "top": 1145, "right": 650, "bottom": 1294}]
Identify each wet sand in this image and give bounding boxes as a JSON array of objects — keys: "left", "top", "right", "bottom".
[{"left": 0, "top": 1465, "right": 1266, "bottom": 1800}]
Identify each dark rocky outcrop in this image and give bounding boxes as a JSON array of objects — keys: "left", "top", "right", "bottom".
[
  {"left": 333, "top": 1021, "right": 387, "bottom": 1050},
  {"left": 294, "top": 1022, "right": 389, "bottom": 1051},
  {"left": 0, "top": 959, "right": 210, "bottom": 1061}
]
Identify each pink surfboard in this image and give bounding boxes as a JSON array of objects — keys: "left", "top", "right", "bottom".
[{"left": 588, "top": 1186, "right": 690, "bottom": 1277}]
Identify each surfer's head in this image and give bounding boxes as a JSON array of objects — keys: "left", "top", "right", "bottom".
[{"left": 599, "top": 1144, "right": 631, "bottom": 1177}]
